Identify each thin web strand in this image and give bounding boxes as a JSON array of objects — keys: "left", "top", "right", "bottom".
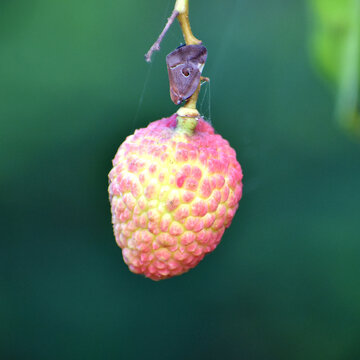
[{"left": 133, "top": 0, "right": 173, "bottom": 128}]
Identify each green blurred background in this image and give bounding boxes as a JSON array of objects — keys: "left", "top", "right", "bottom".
[{"left": 1, "top": 0, "right": 360, "bottom": 359}]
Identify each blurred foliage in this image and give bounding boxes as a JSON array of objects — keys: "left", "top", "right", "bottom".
[
  {"left": 1, "top": 0, "right": 360, "bottom": 359},
  {"left": 308, "top": 0, "right": 360, "bottom": 135}
]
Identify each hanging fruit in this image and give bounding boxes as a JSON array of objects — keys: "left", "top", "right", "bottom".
[{"left": 108, "top": 0, "right": 243, "bottom": 280}]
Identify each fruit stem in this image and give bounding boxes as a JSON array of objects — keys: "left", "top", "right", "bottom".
[
  {"left": 144, "top": 0, "right": 205, "bottom": 134},
  {"left": 175, "top": 0, "right": 203, "bottom": 133},
  {"left": 176, "top": 0, "right": 201, "bottom": 46}
]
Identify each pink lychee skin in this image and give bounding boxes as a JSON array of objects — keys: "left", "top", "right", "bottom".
[{"left": 108, "top": 114, "right": 243, "bottom": 280}]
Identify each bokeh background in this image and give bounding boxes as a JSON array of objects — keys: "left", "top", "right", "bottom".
[{"left": 1, "top": 0, "right": 360, "bottom": 359}]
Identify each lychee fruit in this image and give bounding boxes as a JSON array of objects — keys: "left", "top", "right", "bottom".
[{"left": 108, "top": 114, "right": 243, "bottom": 280}]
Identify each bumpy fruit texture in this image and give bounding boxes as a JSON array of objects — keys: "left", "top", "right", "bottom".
[{"left": 108, "top": 114, "right": 243, "bottom": 280}]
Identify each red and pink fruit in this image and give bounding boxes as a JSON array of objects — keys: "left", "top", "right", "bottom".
[{"left": 108, "top": 114, "right": 243, "bottom": 280}]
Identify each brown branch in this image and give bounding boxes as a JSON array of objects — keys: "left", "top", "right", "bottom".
[{"left": 145, "top": 9, "right": 179, "bottom": 63}]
